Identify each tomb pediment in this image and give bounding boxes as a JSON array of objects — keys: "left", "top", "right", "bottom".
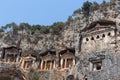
[
  {"left": 59, "top": 48, "right": 75, "bottom": 55},
  {"left": 40, "top": 50, "right": 56, "bottom": 56},
  {"left": 60, "top": 49, "right": 75, "bottom": 59},
  {"left": 82, "top": 20, "right": 116, "bottom": 36},
  {"left": 3, "top": 46, "right": 21, "bottom": 54},
  {"left": 25, "top": 56, "right": 36, "bottom": 61},
  {"left": 89, "top": 55, "right": 105, "bottom": 63},
  {"left": 40, "top": 51, "right": 56, "bottom": 61},
  {"left": 61, "top": 51, "right": 75, "bottom": 59}
]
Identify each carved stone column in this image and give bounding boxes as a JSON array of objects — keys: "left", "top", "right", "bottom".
[
  {"left": 50, "top": 61, "right": 52, "bottom": 70},
  {"left": 5, "top": 53, "right": 7, "bottom": 62},
  {"left": 41, "top": 60, "right": 43, "bottom": 70},
  {"left": 65, "top": 59, "right": 67, "bottom": 68},
  {"left": 44, "top": 61, "right": 47, "bottom": 70},
  {"left": 73, "top": 59, "right": 75, "bottom": 66},
  {"left": 16, "top": 55, "right": 20, "bottom": 62},
  {"left": 61, "top": 59, "right": 63, "bottom": 68},
  {"left": 25, "top": 62, "right": 28, "bottom": 69},
  {"left": 56, "top": 51, "right": 60, "bottom": 68},
  {"left": 21, "top": 59, "right": 24, "bottom": 69},
  {"left": 53, "top": 60, "right": 56, "bottom": 69},
  {"left": 89, "top": 62, "right": 93, "bottom": 71}
]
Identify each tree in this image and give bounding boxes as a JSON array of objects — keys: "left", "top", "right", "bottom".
[
  {"left": 102, "top": 0, "right": 106, "bottom": 5},
  {"left": 50, "top": 22, "right": 65, "bottom": 35},
  {"left": 82, "top": 1, "right": 93, "bottom": 16},
  {"left": 73, "top": 8, "right": 82, "bottom": 15},
  {"left": 19, "top": 23, "right": 31, "bottom": 33},
  {"left": 0, "top": 28, "right": 4, "bottom": 32},
  {"left": 11, "top": 23, "right": 19, "bottom": 31},
  {"left": 67, "top": 16, "right": 73, "bottom": 22},
  {"left": 66, "top": 16, "right": 73, "bottom": 26},
  {"left": 39, "top": 26, "right": 50, "bottom": 34},
  {"left": 100, "top": 0, "right": 107, "bottom": 11},
  {"left": 91, "top": 1, "right": 99, "bottom": 11},
  {"left": 2, "top": 22, "right": 18, "bottom": 32}
]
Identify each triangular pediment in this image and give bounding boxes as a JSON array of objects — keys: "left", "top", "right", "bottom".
[
  {"left": 96, "top": 23, "right": 101, "bottom": 28},
  {"left": 85, "top": 20, "right": 115, "bottom": 32},
  {"left": 82, "top": 20, "right": 116, "bottom": 33},
  {"left": 86, "top": 25, "right": 107, "bottom": 33}
]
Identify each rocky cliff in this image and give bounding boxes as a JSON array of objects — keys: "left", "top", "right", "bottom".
[{"left": 0, "top": 0, "right": 120, "bottom": 80}]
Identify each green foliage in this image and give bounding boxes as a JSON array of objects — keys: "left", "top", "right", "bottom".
[
  {"left": 31, "top": 22, "right": 64, "bottom": 35},
  {"left": 31, "top": 25, "right": 42, "bottom": 34},
  {"left": 90, "top": 1, "right": 99, "bottom": 11},
  {"left": 66, "top": 16, "right": 73, "bottom": 26},
  {"left": 0, "top": 28, "right": 4, "bottom": 32},
  {"left": 73, "top": 8, "right": 82, "bottom": 15},
  {"left": 1, "top": 22, "right": 18, "bottom": 31},
  {"left": 50, "top": 22, "right": 65, "bottom": 35},
  {"left": 31, "top": 25, "right": 49, "bottom": 34},
  {"left": 110, "top": 0, "right": 116, "bottom": 6},
  {"left": 82, "top": 1, "right": 93, "bottom": 16},
  {"left": 93, "top": 1, "right": 99, "bottom": 6},
  {"left": 67, "top": 16, "right": 73, "bottom": 22},
  {"left": 102, "top": 0, "right": 106, "bottom": 5},
  {"left": 100, "top": 0, "right": 108, "bottom": 11},
  {"left": 19, "top": 23, "right": 31, "bottom": 31},
  {"left": 1, "top": 21, "right": 65, "bottom": 35},
  {"left": 73, "top": 1, "right": 100, "bottom": 17}
]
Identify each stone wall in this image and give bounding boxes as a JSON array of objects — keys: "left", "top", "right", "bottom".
[{"left": 81, "top": 30, "right": 116, "bottom": 54}]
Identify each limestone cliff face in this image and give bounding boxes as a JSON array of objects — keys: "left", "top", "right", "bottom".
[{"left": 0, "top": 29, "right": 75, "bottom": 54}]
